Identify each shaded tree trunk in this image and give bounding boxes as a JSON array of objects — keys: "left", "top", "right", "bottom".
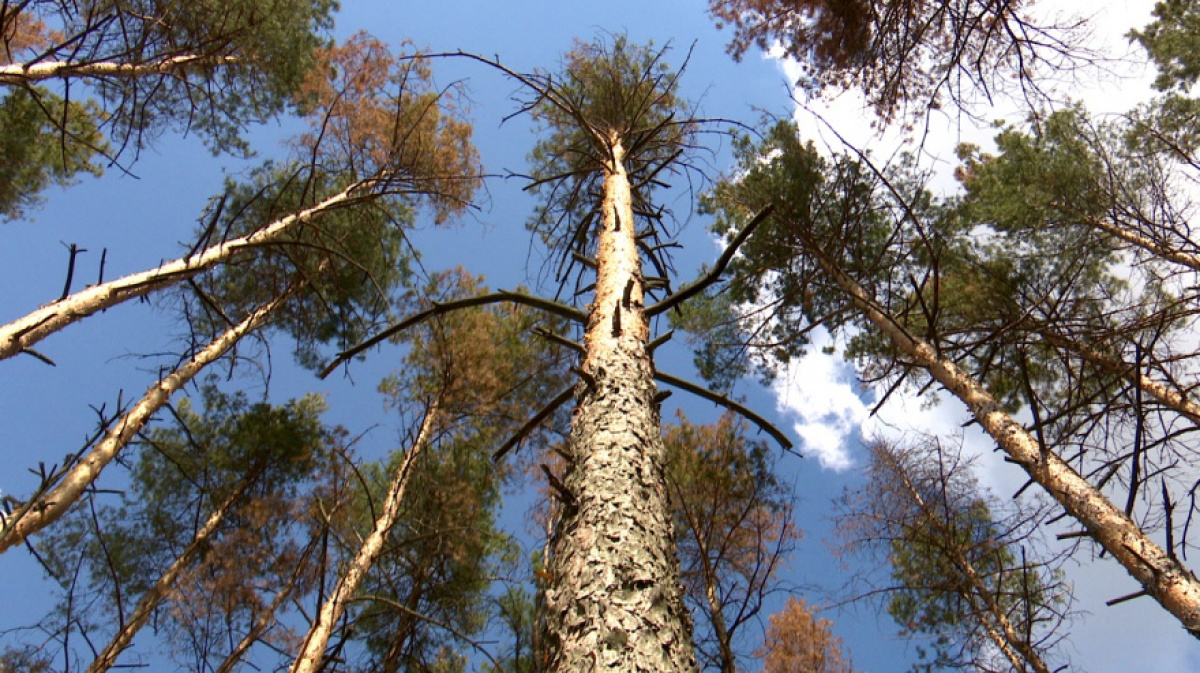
[
  {"left": 542, "top": 137, "right": 697, "bottom": 672},
  {"left": 87, "top": 480, "right": 252, "bottom": 673}
]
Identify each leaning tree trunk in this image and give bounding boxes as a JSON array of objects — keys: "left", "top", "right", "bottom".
[
  {"left": 289, "top": 402, "right": 439, "bottom": 673},
  {"left": 893, "top": 459, "right": 1053, "bottom": 673},
  {"left": 0, "top": 280, "right": 302, "bottom": 554},
  {"left": 87, "top": 479, "right": 253, "bottom": 673},
  {"left": 541, "top": 137, "right": 698, "bottom": 672},
  {"left": 801, "top": 235, "right": 1200, "bottom": 638}
]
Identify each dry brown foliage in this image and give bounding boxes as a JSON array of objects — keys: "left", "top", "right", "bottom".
[
  {"left": 756, "top": 596, "right": 854, "bottom": 673},
  {"left": 296, "top": 32, "right": 481, "bottom": 223}
]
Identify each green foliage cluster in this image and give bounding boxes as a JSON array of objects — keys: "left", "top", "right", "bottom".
[
  {"left": 838, "top": 439, "right": 1070, "bottom": 672},
  {"left": 24, "top": 0, "right": 335, "bottom": 154},
  {"left": 188, "top": 162, "right": 414, "bottom": 370},
  {"left": 694, "top": 110, "right": 1138, "bottom": 419},
  {"left": 686, "top": 119, "right": 930, "bottom": 384},
  {"left": 33, "top": 386, "right": 335, "bottom": 670},
  {"left": 0, "top": 86, "right": 107, "bottom": 220},
  {"left": 1132, "top": 0, "right": 1200, "bottom": 93},
  {"left": 0, "top": 0, "right": 336, "bottom": 221},
  {"left": 524, "top": 35, "right": 695, "bottom": 270}
]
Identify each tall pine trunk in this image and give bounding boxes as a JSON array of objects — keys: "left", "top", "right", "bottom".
[{"left": 542, "top": 137, "right": 698, "bottom": 671}]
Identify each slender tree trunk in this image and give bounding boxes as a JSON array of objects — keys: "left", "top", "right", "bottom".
[
  {"left": 892, "top": 460, "right": 1052, "bottom": 673},
  {"left": 0, "top": 283, "right": 299, "bottom": 554},
  {"left": 214, "top": 567, "right": 301, "bottom": 673},
  {"left": 672, "top": 479, "right": 734, "bottom": 673},
  {"left": 214, "top": 534, "right": 322, "bottom": 673},
  {"left": 805, "top": 237, "right": 1200, "bottom": 637},
  {"left": 86, "top": 480, "right": 252, "bottom": 673},
  {"left": 0, "top": 180, "right": 371, "bottom": 362},
  {"left": 961, "top": 564, "right": 1051, "bottom": 673},
  {"left": 289, "top": 402, "right": 439, "bottom": 673},
  {"left": 542, "top": 137, "right": 698, "bottom": 672},
  {"left": 0, "top": 54, "right": 237, "bottom": 84},
  {"left": 702, "top": 566, "right": 736, "bottom": 673}
]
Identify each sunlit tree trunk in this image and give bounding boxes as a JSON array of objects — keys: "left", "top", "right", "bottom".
[
  {"left": 0, "top": 183, "right": 365, "bottom": 362},
  {"left": 810, "top": 242, "right": 1200, "bottom": 638},
  {"left": 0, "top": 282, "right": 300, "bottom": 553},
  {"left": 214, "top": 553, "right": 310, "bottom": 673},
  {"left": 289, "top": 403, "right": 440, "bottom": 673},
  {"left": 542, "top": 136, "right": 697, "bottom": 672},
  {"left": 0, "top": 55, "right": 236, "bottom": 84}
]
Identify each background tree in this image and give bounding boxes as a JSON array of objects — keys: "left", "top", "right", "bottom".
[
  {"left": 296, "top": 269, "right": 570, "bottom": 673},
  {"left": 707, "top": 0, "right": 1088, "bottom": 120},
  {"left": 28, "top": 386, "right": 336, "bottom": 672},
  {"left": 837, "top": 437, "right": 1071, "bottom": 672},
  {"left": 0, "top": 31, "right": 482, "bottom": 554},
  {"left": 665, "top": 412, "right": 800, "bottom": 673},
  {"left": 0, "top": 0, "right": 335, "bottom": 167},
  {"left": 693, "top": 104, "right": 1200, "bottom": 634},
  {"left": 0, "top": 30, "right": 480, "bottom": 365},
  {"left": 756, "top": 597, "right": 854, "bottom": 673}
]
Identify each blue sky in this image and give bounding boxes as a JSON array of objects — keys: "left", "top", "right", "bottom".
[{"left": 2, "top": 1, "right": 1198, "bottom": 671}]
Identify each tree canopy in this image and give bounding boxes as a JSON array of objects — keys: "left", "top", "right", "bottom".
[{"left": 5, "top": 1, "right": 1200, "bottom": 672}]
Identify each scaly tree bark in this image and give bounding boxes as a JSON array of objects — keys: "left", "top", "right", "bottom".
[
  {"left": 541, "top": 128, "right": 697, "bottom": 671},
  {"left": 483, "top": 36, "right": 705, "bottom": 671}
]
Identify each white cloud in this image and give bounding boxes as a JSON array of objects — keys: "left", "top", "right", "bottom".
[{"left": 770, "top": 328, "right": 866, "bottom": 472}]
